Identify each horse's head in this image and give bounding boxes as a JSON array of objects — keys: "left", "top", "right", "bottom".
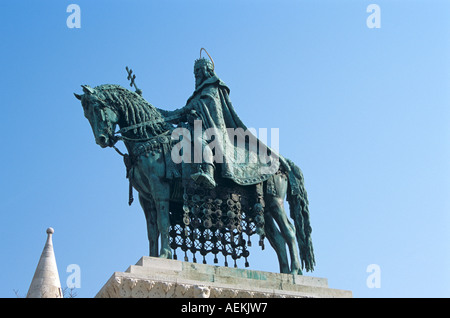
[{"left": 74, "top": 85, "right": 119, "bottom": 148}]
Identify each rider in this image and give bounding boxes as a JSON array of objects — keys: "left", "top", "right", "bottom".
[{"left": 159, "top": 50, "right": 279, "bottom": 189}]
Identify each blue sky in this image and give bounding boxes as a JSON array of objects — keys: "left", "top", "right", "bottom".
[{"left": 0, "top": 0, "right": 449, "bottom": 298}]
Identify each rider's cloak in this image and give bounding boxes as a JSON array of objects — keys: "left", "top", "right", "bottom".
[{"left": 166, "top": 75, "right": 281, "bottom": 186}]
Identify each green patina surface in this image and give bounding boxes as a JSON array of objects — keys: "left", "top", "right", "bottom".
[{"left": 75, "top": 50, "right": 315, "bottom": 275}]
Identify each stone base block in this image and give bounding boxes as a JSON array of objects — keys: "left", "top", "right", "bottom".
[{"left": 96, "top": 256, "right": 352, "bottom": 298}]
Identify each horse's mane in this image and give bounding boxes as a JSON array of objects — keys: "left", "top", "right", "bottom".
[{"left": 94, "top": 84, "right": 171, "bottom": 139}]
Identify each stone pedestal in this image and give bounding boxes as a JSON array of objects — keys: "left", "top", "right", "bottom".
[{"left": 96, "top": 256, "right": 352, "bottom": 298}]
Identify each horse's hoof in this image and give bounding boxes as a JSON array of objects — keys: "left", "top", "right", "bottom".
[
  {"left": 291, "top": 268, "right": 303, "bottom": 275},
  {"left": 159, "top": 249, "right": 173, "bottom": 259},
  {"left": 280, "top": 266, "right": 290, "bottom": 274}
]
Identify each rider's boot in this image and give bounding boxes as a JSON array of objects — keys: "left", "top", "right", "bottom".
[{"left": 191, "top": 163, "right": 216, "bottom": 189}]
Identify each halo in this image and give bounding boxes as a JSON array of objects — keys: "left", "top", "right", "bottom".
[{"left": 200, "top": 48, "right": 215, "bottom": 71}]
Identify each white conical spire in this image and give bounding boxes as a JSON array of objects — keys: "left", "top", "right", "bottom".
[{"left": 26, "top": 227, "right": 62, "bottom": 298}]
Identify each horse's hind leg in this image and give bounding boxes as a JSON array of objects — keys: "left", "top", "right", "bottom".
[
  {"left": 264, "top": 214, "right": 290, "bottom": 274},
  {"left": 266, "top": 176, "right": 302, "bottom": 274},
  {"left": 138, "top": 194, "right": 159, "bottom": 257}
]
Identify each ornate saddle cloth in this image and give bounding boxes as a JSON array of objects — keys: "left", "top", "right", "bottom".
[{"left": 169, "top": 179, "right": 266, "bottom": 268}]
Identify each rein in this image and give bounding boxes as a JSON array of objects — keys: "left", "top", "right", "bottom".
[{"left": 114, "top": 113, "right": 180, "bottom": 136}]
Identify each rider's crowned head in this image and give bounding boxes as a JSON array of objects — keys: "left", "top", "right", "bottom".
[{"left": 194, "top": 57, "right": 215, "bottom": 88}]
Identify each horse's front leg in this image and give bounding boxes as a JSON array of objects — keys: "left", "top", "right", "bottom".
[
  {"left": 154, "top": 192, "right": 172, "bottom": 259},
  {"left": 138, "top": 193, "right": 159, "bottom": 257},
  {"left": 147, "top": 170, "right": 172, "bottom": 259},
  {"left": 134, "top": 154, "right": 172, "bottom": 259}
]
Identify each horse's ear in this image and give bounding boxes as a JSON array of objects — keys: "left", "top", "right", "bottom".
[
  {"left": 74, "top": 93, "right": 83, "bottom": 100},
  {"left": 81, "top": 85, "right": 95, "bottom": 95}
]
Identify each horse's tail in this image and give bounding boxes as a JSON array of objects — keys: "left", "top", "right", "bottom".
[{"left": 285, "top": 158, "right": 315, "bottom": 272}]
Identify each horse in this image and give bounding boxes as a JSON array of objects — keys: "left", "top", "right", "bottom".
[{"left": 74, "top": 84, "right": 315, "bottom": 274}]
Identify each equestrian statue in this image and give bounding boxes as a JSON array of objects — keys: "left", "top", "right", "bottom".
[{"left": 74, "top": 49, "right": 315, "bottom": 275}]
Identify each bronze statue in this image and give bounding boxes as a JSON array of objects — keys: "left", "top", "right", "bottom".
[{"left": 74, "top": 50, "right": 315, "bottom": 274}]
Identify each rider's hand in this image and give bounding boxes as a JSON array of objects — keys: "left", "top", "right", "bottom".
[{"left": 187, "top": 109, "right": 199, "bottom": 124}]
